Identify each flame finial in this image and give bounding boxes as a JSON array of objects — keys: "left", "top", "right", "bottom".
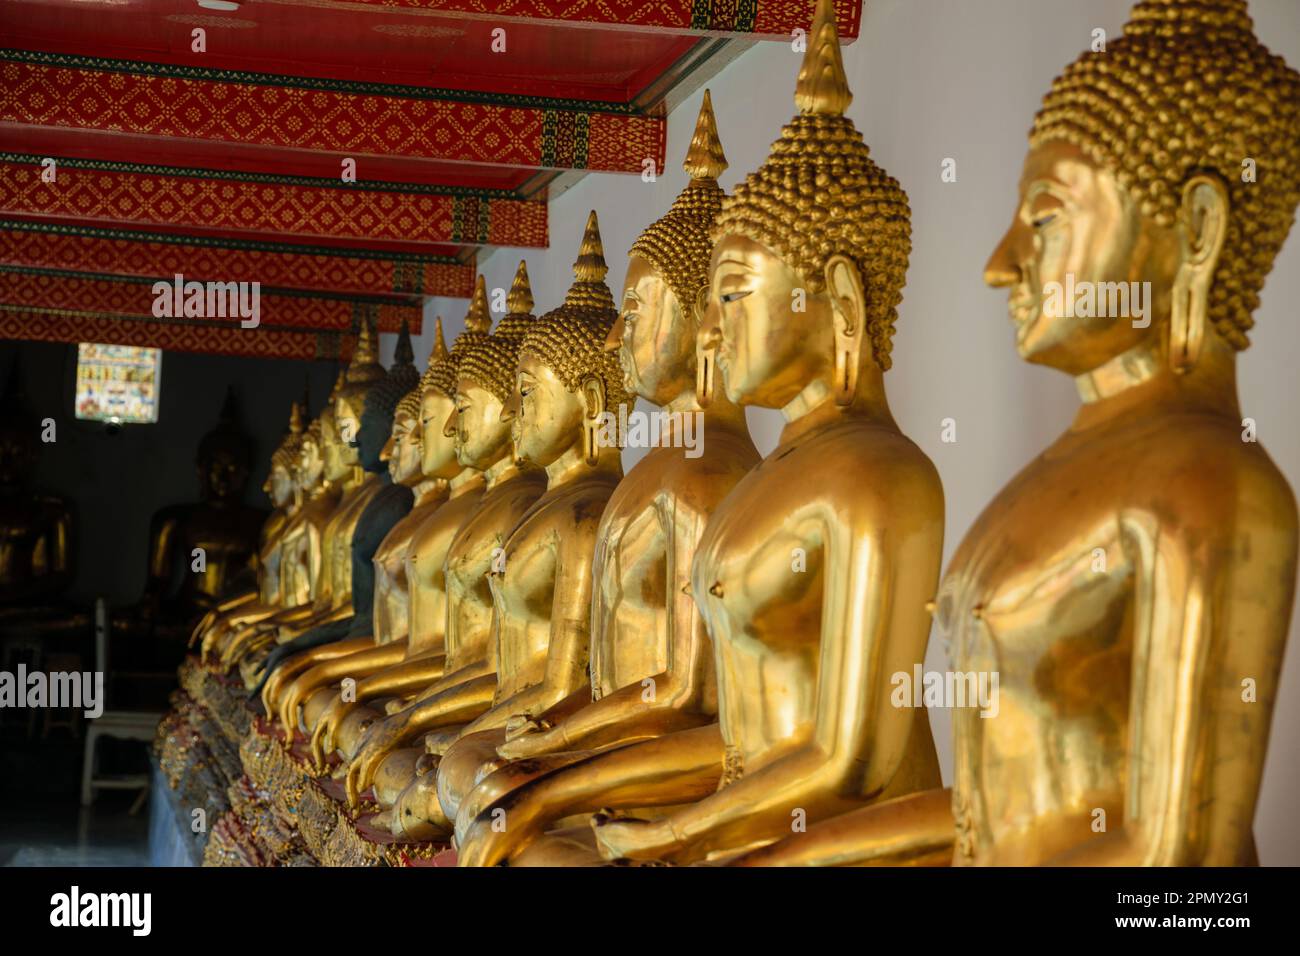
[
  {"left": 507, "top": 259, "right": 534, "bottom": 315},
  {"left": 465, "top": 275, "right": 492, "bottom": 334},
  {"left": 429, "top": 315, "right": 448, "bottom": 364},
  {"left": 572, "top": 209, "right": 608, "bottom": 285},
  {"left": 684, "top": 89, "right": 728, "bottom": 181},
  {"left": 795, "top": 0, "right": 851, "bottom": 117}
]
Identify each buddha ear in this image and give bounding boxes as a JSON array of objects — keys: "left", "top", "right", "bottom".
[
  {"left": 580, "top": 374, "right": 606, "bottom": 420},
  {"left": 693, "top": 285, "right": 710, "bottom": 327},
  {"left": 695, "top": 287, "right": 721, "bottom": 409},
  {"left": 823, "top": 254, "right": 868, "bottom": 405},
  {"left": 1170, "top": 174, "right": 1229, "bottom": 374},
  {"left": 580, "top": 374, "right": 606, "bottom": 466}
]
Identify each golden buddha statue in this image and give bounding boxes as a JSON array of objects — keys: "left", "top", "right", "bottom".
[
  {"left": 277, "top": 375, "right": 348, "bottom": 618},
  {"left": 425, "top": 210, "right": 632, "bottom": 831},
  {"left": 306, "top": 316, "right": 474, "bottom": 770},
  {"left": 226, "top": 323, "right": 388, "bottom": 691},
  {"left": 359, "top": 264, "right": 556, "bottom": 834},
  {"left": 279, "top": 307, "right": 493, "bottom": 756},
  {"left": 141, "top": 387, "right": 266, "bottom": 640},
  {"left": 273, "top": 339, "right": 439, "bottom": 739},
  {"left": 537, "top": 0, "right": 943, "bottom": 866},
  {"left": 258, "top": 402, "right": 305, "bottom": 604},
  {"left": 0, "top": 359, "right": 73, "bottom": 614},
  {"left": 454, "top": 92, "right": 762, "bottom": 866},
  {"left": 193, "top": 399, "right": 303, "bottom": 658},
  {"left": 254, "top": 320, "right": 420, "bottom": 710},
  {"left": 208, "top": 375, "right": 345, "bottom": 669},
  {"left": 344, "top": 217, "right": 629, "bottom": 831},
  {"left": 743, "top": 0, "right": 1300, "bottom": 868}
]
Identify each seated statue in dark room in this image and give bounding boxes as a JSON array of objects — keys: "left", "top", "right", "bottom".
[
  {"left": 0, "top": 359, "right": 76, "bottom": 625},
  {"left": 132, "top": 387, "right": 266, "bottom": 661}
]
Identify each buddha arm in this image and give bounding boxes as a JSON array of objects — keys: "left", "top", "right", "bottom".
[
  {"left": 457, "top": 724, "right": 725, "bottom": 867},
  {"left": 278, "top": 638, "right": 409, "bottom": 733},
  {"left": 729, "top": 788, "right": 955, "bottom": 867},
  {"left": 260, "top": 634, "right": 374, "bottom": 717},
  {"left": 276, "top": 602, "right": 352, "bottom": 640},
  {"left": 462, "top": 534, "right": 595, "bottom": 736},
  {"left": 215, "top": 590, "right": 259, "bottom": 615},
  {"left": 501, "top": 496, "right": 715, "bottom": 760},
  {"left": 48, "top": 508, "right": 72, "bottom": 588},
  {"left": 1051, "top": 503, "right": 1296, "bottom": 867},
  {"left": 596, "top": 495, "right": 943, "bottom": 864},
  {"left": 144, "top": 514, "right": 178, "bottom": 601},
  {"left": 345, "top": 672, "right": 497, "bottom": 806},
  {"left": 311, "top": 652, "right": 447, "bottom": 765}
]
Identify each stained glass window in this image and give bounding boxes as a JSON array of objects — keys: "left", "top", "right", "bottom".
[{"left": 74, "top": 343, "right": 163, "bottom": 424}]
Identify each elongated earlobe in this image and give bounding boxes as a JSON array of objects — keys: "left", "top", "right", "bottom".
[
  {"left": 824, "top": 255, "right": 867, "bottom": 405},
  {"left": 1170, "top": 175, "right": 1229, "bottom": 374},
  {"left": 581, "top": 375, "right": 606, "bottom": 465},
  {"left": 695, "top": 286, "right": 718, "bottom": 408}
]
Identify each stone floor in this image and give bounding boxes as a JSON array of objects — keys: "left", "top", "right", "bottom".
[
  {"left": 0, "top": 790, "right": 151, "bottom": 867},
  {"left": 1, "top": 714, "right": 153, "bottom": 867}
]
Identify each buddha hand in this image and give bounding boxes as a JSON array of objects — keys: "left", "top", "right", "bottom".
[
  {"left": 496, "top": 717, "right": 561, "bottom": 760},
  {"left": 345, "top": 713, "right": 408, "bottom": 807},
  {"left": 189, "top": 610, "right": 216, "bottom": 649},
  {"left": 311, "top": 696, "right": 352, "bottom": 769},
  {"left": 591, "top": 810, "right": 678, "bottom": 863}
]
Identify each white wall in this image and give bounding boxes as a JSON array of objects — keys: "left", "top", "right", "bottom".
[{"left": 384, "top": 0, "right": 1300, "bottom": 863}]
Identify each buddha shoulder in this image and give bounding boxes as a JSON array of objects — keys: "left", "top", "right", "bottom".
[
  {"left": 768, "top": 420, "right": 942, "bottom": 510},
  {"left": 521, "top": 480, "right": 614, "bottom": 538},
  {"left": 1125, "top": 413, "right": 1298, "bottom": 540}
]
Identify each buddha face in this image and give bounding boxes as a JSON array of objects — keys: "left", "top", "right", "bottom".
[
  {"left": 320, "top": 413, "right": 350, "bottom": 483},
  {"left": 419, "top": 387, "right": 459, "bottom": 480},
  {"left": 703, "top": 234, "right": 834, "bottom": 408},
  {"left": 265, "top": 462, "right": 294, "bottom": 507},
  {"left": 199, "top": 447, "right": 250, "bottom": 502},
  {"left": 385, "top": 410, "right": 423, "bottom": 487},
  {"left": 985, "top": 140, "right": 1181, "bottom": 376},
  {"left": 507, "top": 352, "right": 585, "bottom": 468},
  {"left": 300, "top": 433, "right": 327, "bottom": 489},
  {"left": 609, "top": 255, "right": 694, "bottom": 404},
  {"left": 335, "top": 394, "right": 363, "bottom": 468},
  {"left": 453, "top": 376, "right": 510, "bottom": 469}
]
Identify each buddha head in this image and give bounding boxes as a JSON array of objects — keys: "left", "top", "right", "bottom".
[
  {"left": 611, "top": 92, "right": 727, "bottom": 406},
  {"left": 985, "top": 0, "right": 1300, "bottom": 377},
  {"left": 354, "top": 319, "right": 420, "bottom": 476},
  {"left": 318, "top": 369, "right": 349, "bottom": 484},
  {"left": 300, "top": 412, "right": 329, "bottom": 492},
  {"left": 421, "top": 279, "right": 493, "bottom": 480},
  {"left": 385, "top": 386, "right": 425, "bottom": 488},
  {"left": 197, "top": 387, "right": 255, "bottom": 503},
  {"left": 455, "top": 260, "right": 537, "bottom": 469},
  {"left": 701, "top": 0, "right": 910, "bottom": 410},
  {"left": 264, "top": 399, "right": 304, "bottom": 508},
  {"left": 511, "top": 211, "right": 632, "bottom": 468},
  {"left": 334, "top": 316, "right": 387, "bottom": 471}
]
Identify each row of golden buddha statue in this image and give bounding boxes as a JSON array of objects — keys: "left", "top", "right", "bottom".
[{"left": 179, "top": 0, "right": 1298, "bottom": 866}]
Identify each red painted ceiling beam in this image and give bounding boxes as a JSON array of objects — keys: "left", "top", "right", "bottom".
[
  {"left": 0, "top": 50, "right": 668, "bottom": 175},
  {"left": 269, "top": 0, "right": 862, "bottom": 39},
  {"left": 0, "top": 222, "right": 474, "bottom": 298},
  {"left": 0, "top": 306, "right": 343, "bottom": 361},
  {"left": 0, "top": 154, "right": 549, "bottom": 251},
  {"left": 0, "top": 267, "right": 424, "bottom": 334}
]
